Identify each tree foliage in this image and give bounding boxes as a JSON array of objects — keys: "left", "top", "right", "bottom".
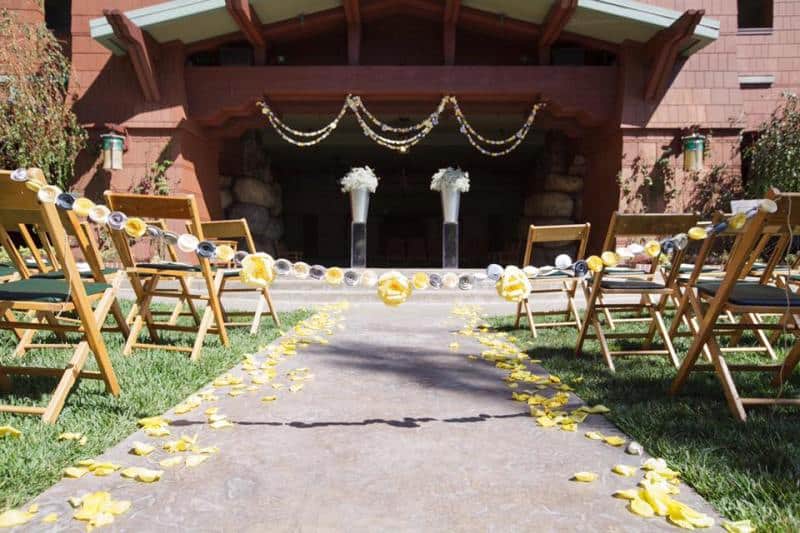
[
  {"left": 0, "top": 9, "right": 86, "bottom": 189},
  {"left": 746, "top": 92, "right": 800, "bottom": 196}
]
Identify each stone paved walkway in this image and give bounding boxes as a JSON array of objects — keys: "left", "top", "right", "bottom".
[{"left": 23, "top": 302, "right": 719, "bottom": 532}]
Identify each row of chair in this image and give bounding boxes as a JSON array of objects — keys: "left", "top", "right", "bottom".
[
  {"left": 0, "top": 172, "right": 279, "bottom": 423},
  {"left": 514, "top": 189, "right": 800, "bottom": 422}
]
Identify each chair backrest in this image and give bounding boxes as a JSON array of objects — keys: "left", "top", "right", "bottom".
[
  {"left": 188, "top": 219, "right": 256, "bottom": 254},
  {"left": 603, "top": 213, "right": 701, "bottom": 249},
  {"left": 0, "top": 171, "right": 96, "bottom": 299},
  {"left": 522, "top": 223, "right": 590, "bottom": 267},
  {"left": 104, "top": 192, "right": 206, "bottom": 268}
]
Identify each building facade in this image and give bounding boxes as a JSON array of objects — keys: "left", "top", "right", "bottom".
[{"left": 8, "top": 0, "right": 800, "bottom": 265}]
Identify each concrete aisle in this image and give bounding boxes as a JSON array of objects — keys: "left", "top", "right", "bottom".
[{"left": 25, "top": 302, "right": 719, "bottom": 532}]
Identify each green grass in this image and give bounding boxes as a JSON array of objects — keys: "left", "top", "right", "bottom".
[
  {"left": 491, "top": 312, "right": 800, "bottom": 532},
  {"left": 0, "top": 303, "right": 309, "bottom": 511}
]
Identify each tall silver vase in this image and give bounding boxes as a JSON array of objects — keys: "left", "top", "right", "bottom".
[
  {"left": 350, "top": 188, "right": 370, "bottom": 223},
  {"left": 440, "top": 187, "right": 461, "bottom": 223}
]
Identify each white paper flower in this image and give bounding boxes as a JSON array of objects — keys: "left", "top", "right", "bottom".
[
  {"left": 340, "top": 166, "right": 379, "bottom": 193},
  {"left": 430, "top": 167, "right": 470, "bottom": 193}
]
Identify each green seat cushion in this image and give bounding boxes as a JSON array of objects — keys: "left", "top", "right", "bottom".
[
  {"left": 601, "top": 279, "right": 665, "bottom": 290},
  {"left": 0, "top": 278, "right": 110, "bottom": 303},
  {"left": 605, "top": 266, "right": 641, "bottom": 274},
  {"left": 32, "top": 267, "right": 117, "bottom": 279},
  {"left": 529, "top": 269, "right": 571, "bottom": 279},
  {"left": 0, "top": 265, "right": 16, "bottom": 278},
  {"left": 666, "top": 263, "right": 717, "bottom": 273},
  {"left": 696, "top": 280, "right": 800, "bottom": 307}
]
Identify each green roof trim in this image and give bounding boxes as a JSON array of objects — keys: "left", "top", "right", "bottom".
[{"left": 90, "top": 0, "right": 719, "bottom": 56}]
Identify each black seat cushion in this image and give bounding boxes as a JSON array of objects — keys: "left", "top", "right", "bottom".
[
  {"left": 696, "top": 280, "right": 800, "bottom": 307},
  {"left": 136, "top": 262, "right": 201, "bottom": 272},
  {"left": 600, "top": 279, "right": 665, "bottom": 290},
  {"left": 0, "top": 278, "right": 109, "bottom": 303}
]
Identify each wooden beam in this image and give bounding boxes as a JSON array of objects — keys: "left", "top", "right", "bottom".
[
  {"left": 443, "top": 0, "right": 460, "bottom": 65},
  {"left": 343, "top": 0, "right": 361, "bottom": 65},
  {"left": 644, "top": 9, "right": 703, "bottom": 102},
  {"left": 538, "top": 0, "right": 577, "bottom": 65},
  {"left": 103, "top": 9, "right": 160, "bottom": 102},
  {"left": 185, "top": 65, "right": 616, "bottom": 127},
  {"left": 225, "top": 0, "right": 267, "bottom": 64}
]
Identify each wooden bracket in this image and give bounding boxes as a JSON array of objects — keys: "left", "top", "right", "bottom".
[
  {"left": 538, "top": 0, "right": 577, "bottom": 65},
  {"left": 443, "top": 0, "right": 461, "bottom": 65},
  {"left": 343, "top": 0, "right": 361, "bottom": 65},
  {"left": 225, "top": 0, "right": 267, "bottom": 64},
  {"left": 103, "top": 9, "right": 161, "bottom": 102},
  {"left": 644, "top": 9, "right": 703, "bottom": 102}
]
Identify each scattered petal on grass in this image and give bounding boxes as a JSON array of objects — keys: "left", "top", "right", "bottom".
[
  {"left": 642, "top": 458, "right": 668, "bottom": 471},
  {"left": 586, "top": 404, "right": 610, "bottom": 414},
  {"left": 58, "top": 432, "right": 87, "bottom": 445},
  {"left": 612, "top": 465, "right": 638, "bottom": 477},
  {"left": 130, "top": 442, "right": 155, "bottom": 456},
  {"left": 0, "top": 509, "right": 35, "bottom": 528},
  {"left": 63, "top": 467, "right": 89, "bottom": 479},
  {"left": 0, "top": 426, "right": 22, "bottom": 439},
  {"left": 722, "top": 520, "right": 755, "bottom": 533},
  {"left": 604, "top": 436, "right": 626, "bottom": 447},
  {"left": 120, "top": 467, "right": 163, "bottom": 483},
  {"left": 572, "top": 472, "right": 598, "bottom": 482}
]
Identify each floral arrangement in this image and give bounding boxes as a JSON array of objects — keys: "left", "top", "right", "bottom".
[
  {"left": 430, "top": 167, "right": 470, "bottom": 192},
  {"left": 340, "top": 166, "right": 379, "bottom": 193}
]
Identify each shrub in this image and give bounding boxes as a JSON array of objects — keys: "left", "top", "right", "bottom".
[{"left": 746, "top": 92, "right": 800, "bottom": 196}]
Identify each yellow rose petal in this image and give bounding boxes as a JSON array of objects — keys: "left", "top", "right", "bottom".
[
  {"left": 185, "top": 454, "right": 209, "bottom": 467},
  {"left": 572, "top": 471, "right": 598, "bottom": 483},
  {"left": 585, "top": 431, "right": 604, "bottom": 440},
  {"left": 613, "top": 489, "right": 640, "bottom": 500},
  {"left": 604, "top": 436, "right": 626, "bottom": 447},
  {"left": 722, "top": 520, "right": 755, "bottom": 533},
  {"left": 289, "top": 384, "right": 304, "bottom": 393},
  {"left": 0, "top": 426, "right": 22, "bottom": 439},
  {"left": 612, "top": 464, "right": 638, "bottom": 477},
  {"left": 121, "top": 467, "right": 163, "bottom": 483},
  {"left": 41, "top": 513, "right": 59, "bottom": 523},
  {"left": 209, "top": 419, "right": 234, "bottom": 429},
  {"left": 63, "top": 467, "right": 89, "bottom": 479},
  {"left": 586, "top": 404, "right": 611, "bottom": 414},
  {"left": 159, "top": 457, "right": 184, "bottom": 468},
  {"left": 262, "top": 395, "right": 278, "bottom": 402},
  {"left": 130, "top": 442, "right": 155, "bottom": 456},
  {"left": 0, "top": 509, "right": 35, "bottom": 528},
  {"left": 628, "top": 497, "right": 656, "bottom": 518}
]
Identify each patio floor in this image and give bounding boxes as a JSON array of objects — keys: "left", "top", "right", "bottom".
[{"left": 23, "top": 301, "right": 718, "bottom": 532}]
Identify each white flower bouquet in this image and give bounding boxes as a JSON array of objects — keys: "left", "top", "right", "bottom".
[
  {"left": 430, "top": 167, "right": 470, "bottom": 193},
  {"left": 340, "top": 166, "right": 379, "bottom": 193}
]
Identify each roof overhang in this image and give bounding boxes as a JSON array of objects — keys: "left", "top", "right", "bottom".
[{"left": 90, "top": 0, "right": 719, "bottom": 56}]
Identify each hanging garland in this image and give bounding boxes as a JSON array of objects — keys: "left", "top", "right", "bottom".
[
  {"left": 256, "top": 95, "right": 542, "bottom": 156},
  {"left": 8, "top": 168, "right": 778, "bottom": 308}
]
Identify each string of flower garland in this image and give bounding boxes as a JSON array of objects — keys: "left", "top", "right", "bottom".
[
  {"left": 257, "top": 95, "right": 543, "bottom": 156},
  {"left": 8, "top": 167, "right": 778, "bottom": 308}
]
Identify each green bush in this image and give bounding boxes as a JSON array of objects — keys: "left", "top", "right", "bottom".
[{"left": 746, "top": 92, "right": 800, "bottom": 196}]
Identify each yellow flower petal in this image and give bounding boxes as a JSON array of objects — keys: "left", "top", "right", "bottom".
[
  {"left": 613, "top": 489, "right": 640, "bottom": 500},
  {"left": 0, "top": 509, "right": 35, "bottom": 528},
  {"left": 586, "top": 404, "right": 611, "bottom": 414},
  {"left": 130, "top": 442, "right": 155, "bottom": 456},
  {"left": 261, "top": 395, "right": 277, "bottom": 402},
  {"left": 144, "top": 426, "right": 171, "bottom": 437},
  {"left": 159, "top": 456, "right": 184, "bottom": 468},
  {"left": 642, "top": 458, "right": 668, "bottom": 471},
  {"left": 63, "top": 467, "right": 89, "bottom": 479},
  {"left": 612, "top": 464, "right": 638, "bottom": 477},
  {"left": 289, "top": 384, "right": 304, "bottom": 393},
  {"left": 41, "top": 513, "right": 59, "bottom": 523},
  {"left": 585, "top": 431, "right": 604, "bottom": 440},
  {"left": 572, "top": 472, "right": 598, "bottom": 483},
  {"left": 628, "top": 497, "right": 656, "bottom": 518},
  {"left": 121, "top": 467, "right": 163, "bottom": 483},
  {"left": 604, "top": 436, "right": 626, "bottom": 447},
  {"left": 0, "top": 426, "right": 22, "bottom": 439},
  {"left": 209, "top": 419, "right": 234, "bottom": 429},
  {"left": 185, "top": 454, "right": 209, "bottom": 467},
  {"left": 722, "top": 520, "right": 755, "bottom": 533}
]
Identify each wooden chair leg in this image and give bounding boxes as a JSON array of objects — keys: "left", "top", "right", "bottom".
[
  {"left": 651, "top": 299, "right": 680, "bottom": 368},
  {"left": 190, "top": 306, "right": 215, "bottom": 361},
  {"left": 262, "top": 286, "right": 280, "bottom": 328},
  {"left": 123, "top": 315, "right": 144, "bottom": 356},
  {"left": 523, "top": 299, "right": 536, "bottom": 337},
  {"left": 671, "top": 291, "right": 713, "bottom": 395},
  {"left": 178, "top": 276, "right": 201, "bottom": 325},
  {"left": 513, "top": 301, "right": 522, "bottom": 329},
  {"left": 250, "top": 296, "right": 265, "bottom": 335},
  {"left": 84, "top": 284, "right": 121, "bottom": 395},
  {"left": 41, "top": 342, "right": 90, "bottom": 424},
  {"left": 109, "top": 299, "right": 131, "bottom": 340},
  {"left": 711, "top": 348, "right": 748, "bottom": 422},
  {"left": 13, "top": 311, "right": 46, "bottom": 357},
  {"left": 207, "top": 270, "right": 229, "bottom": 347},
  {"left": 773, "top": 337, "right": 800, "bottom": 386}
]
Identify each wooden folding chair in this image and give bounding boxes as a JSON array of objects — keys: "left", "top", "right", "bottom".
[
  {"left": 575, "top": 213, "right": 700, "bottom": 371},
  {"left": 189, "top": 219, "right": 280, "bottom": 333},
  {"left": 671, "top": 190, "right": 800, "bottom": 421},
  {"left": 3, "top": 213, "right": 131, "bottom": 357},
  {"left": 104, "top": 192, "right": 229, "bottom": 361},
  {"left": 513, "top": 223, "right": 590, "bottom": 337},
  {"left": 0, "top": 171, "right": 121, "bottom": 423}
]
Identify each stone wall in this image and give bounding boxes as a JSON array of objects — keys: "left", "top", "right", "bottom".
[
  {"left": 219, "top": 131, "right": 284, "bottom": 255},
  {"left": 519, "top": 132, "right": 587, "bottom": 265}
]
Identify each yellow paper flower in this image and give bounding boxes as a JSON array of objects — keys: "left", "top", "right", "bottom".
[
  {"left": 495, "top": 266, "right": 531, "bottom": 303},
  {"left": 377, "top": 271, "right": 412, "bottom": 306},
  {"left": 688, "top": 226, "right": 707, "bottom": 240},
  {"left": 600, "top": 251, "right": 619, "bottom": 267},
  {"left": 241, "top": 253, "right": 275, "bottom": 288},
  {"left": 0, "top": 425, "right": 22, "bottom": 438},
  {"left": 442, "top": 272, "right": 459, "bottom": 289},
  {"left": 36, "top": 185, "right": 62, "bottom": 204},
  {"left": 325, "top": 266, "right": 344, "bottom": 285},
  {"left": 644, "top": 240, "right": 661, "bottom": 257},
  {"left": 73, "top": 197, "right": 95, "bottom": 217},
  {"left": 215, "top": 244, "right": 235, "bottom": 262},
  {"left": 728, "top": 212, "right": 747, "bottom": 230},
  {"left": 124, "top": 217, "right": 147, "bottom": 238},
  {"left": 586, "top": 255, "right": 604, "bottom": 273},
  {"left": 412, "top": 272, "right": 429, "bottom": 289}
]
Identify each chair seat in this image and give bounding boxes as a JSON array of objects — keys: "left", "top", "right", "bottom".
[
  {"left": 0, "top": 265, "right": 16, "bottom": 278},
  {"left": 666, "top": 263, "right": 718, "bottom": 273},
  {"left": 529, "top": 269, "right": 571, "bottom": 279},
  {"left": 600, "top": 279, "right": 665, "bottom": 290},
  {"left": 136, "top": 262, "right": 200, "bottom": 272},
  {"left": 0, "top": 278, "right": 109, "bottom": 303},
  {"left": 32, "top": 267, "right": 117, "bottom": 279},
  {"left": 696, "top": 280, "right": 800, "bottom": 307}
]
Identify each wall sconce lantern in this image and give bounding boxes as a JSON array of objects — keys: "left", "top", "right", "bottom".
[
  {"left": 101, "top": 133, "right": 125, "bottom": 170},
  {"left": 682, "top": 133, "right": 705, "bottom": 171}
]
